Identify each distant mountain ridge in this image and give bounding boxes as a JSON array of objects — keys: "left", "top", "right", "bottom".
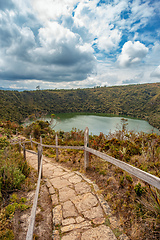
[
  {"left": 0, "top": 82, "right": 160, "bottom": 130},
  {"left": 0, "top": 87, "right": 26, "bottom": 91}
]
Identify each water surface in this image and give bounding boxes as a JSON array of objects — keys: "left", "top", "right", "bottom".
[{"left": 44, "top": 113, "right": 160, "bottom": 135}]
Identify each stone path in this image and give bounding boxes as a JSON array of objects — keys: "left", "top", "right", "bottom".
[{"left": 26, "top": 152, "right": 129, "bottom": 240}]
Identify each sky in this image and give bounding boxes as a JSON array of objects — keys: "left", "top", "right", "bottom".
[{"left": 0, "top": 0, "right": 160, "bottom": 90}]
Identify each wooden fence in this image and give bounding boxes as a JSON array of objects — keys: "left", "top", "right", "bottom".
[{"left": 11, "top": 127, "right": 160, "bottom": 239}]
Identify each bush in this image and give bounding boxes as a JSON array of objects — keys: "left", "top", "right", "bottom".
[
  {"left": 0, "top": 147, "right": 30, "bottom": 197},
  {"left": 0, "top": 136, "right": 9, "bottom": 150},
  {"left": 134, "top": 183, "right": 146, "bottom": 197}
]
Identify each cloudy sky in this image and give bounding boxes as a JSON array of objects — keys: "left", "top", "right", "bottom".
[{"left": 0, "top": 0, "right": 160, "bottom": 90}]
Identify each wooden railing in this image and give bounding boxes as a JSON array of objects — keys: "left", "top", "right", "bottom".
[{"left": 11, "top": 127, "right": 160, "bottom": 239}]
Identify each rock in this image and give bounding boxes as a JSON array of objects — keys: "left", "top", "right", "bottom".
[
  {"left": 51, "top": 194, "right": 59, "bottom": 206},
  {"left": 59, "top": 187, "right": 76, "bottom": 202},
  {"left": 61, "top": 221, "right": 91, "bottom": 233},
  {"left": 92, "top": 217, "right": 105, "bottom": 225},
  {"left": 53, "top": 205, "right": 62, "bottom": 226},
  {"left": 73, "top": 193, "right": 98, "bottom": 213},
  {"left": 74, "top": 182, "right": 91, "bottom": 195},
  {"left": 81, "top": 225, "right": 117, "bottom": 240},
  {"left": 68, "top": 175, "right": 82, "bottom": 184},
  {"left": 76, "top": 216, "right": 85, "bottom": 223},
  {"left": 61, "top": 231, "right": 81, "bottom": 240},
  {"left": 62, "top": 200, "right": 78, "bottom": 218},
  {"left": 53, "top": 230, "right": 60, "bottom": 240},
  {"left": 83, "top": 205, "right": 104, "bottom": 220},
  {"left": 49, "top": 186, "right": 55, "bottom": 195},
  {"left": 62, "top": 218, "right": 76, "bottom": 226},
  {"left": 50, "top": 177, "right": 71, "bottom": 189}
]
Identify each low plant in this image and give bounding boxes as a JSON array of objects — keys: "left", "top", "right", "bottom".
[
  {"left": 0, "top": 193, "right": 30, "bottom": 239},
  {"left": 0, "top": 147, "right": 30, "bottom": 198},
  {"left": 140, "top": 186, "right": 160, "bottom": 218},
  {"left": 134, "top": 183, "right": 146, "bottom": 197},
  {"left": 126, "top": 174, "right": 133, "bottom": 183}
]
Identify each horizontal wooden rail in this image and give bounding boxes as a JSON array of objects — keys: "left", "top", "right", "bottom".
[
  {"left": 25, "top": 149, "right": 38, "bottom": 155},
  {"left": 26, "top": 152, "right": 43, "bottom": 240},
  {"left": 86, "top": 147, "right": 160, "bottom": 190},
  {"left": 57, "top": 145, "right": 84, "bottom": 150}
]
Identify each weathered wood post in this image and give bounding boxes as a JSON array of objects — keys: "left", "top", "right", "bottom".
[
  {"left": 56, "top": 134, "right": 59, "bottom": 162},
  {"left": 40, "top": 136, "right": 43, "bottom": 178},
  {"left": 40, "top": 136, "right": 43, "bottom": 152},
  {"left": 30, "top": 135, "right": 33, "bottom": 149},
  {"left": 84, "top": 127, "right": 89, "bottom": 171},
  {"left": 18, "top": 139, "right": 21, "bottom": 153},
  {"left": 23, "top": 143, "right": 26, "bottom": 160},
  {"left": 38, "top": 145, "right": 42, "bottom": 178}
]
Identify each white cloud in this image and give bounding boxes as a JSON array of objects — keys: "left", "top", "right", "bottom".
[
  {"left": 151, "top": 65, "right": 160, "bottom": 78},
  {"left": 97, "top": 29, "right": 122, "bottom": 52},
  {"left": 118, "top": 41, "right": 149, "bottom": 68},
  {"left": 32, "top": 0, "right": 78, "bottom": 22},
  {"left": 73, "top": 0, "right": 125, "bottom": 52}
]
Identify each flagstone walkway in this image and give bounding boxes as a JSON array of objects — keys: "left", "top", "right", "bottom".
[{"left": 26, "top": 152, "right": 129, "bottom": 240}]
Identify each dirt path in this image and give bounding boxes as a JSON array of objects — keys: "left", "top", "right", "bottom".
[{"left": 26, "top": 151, "right": 129, "bottom": 240}]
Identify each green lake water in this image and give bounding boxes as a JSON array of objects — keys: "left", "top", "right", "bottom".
[{"left": 42, "top": 113, "right": 160, "bottom": 135}]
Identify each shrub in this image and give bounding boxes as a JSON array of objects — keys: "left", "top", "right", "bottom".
[
  {"left": 0, "top": 147, "right": 30, "bottom": 197},
  {"left": 0, "top": 136, "right": 9, "bottom": 150},
  {"left": 134, "top": 183, "right": 146, "bottom": 197}
]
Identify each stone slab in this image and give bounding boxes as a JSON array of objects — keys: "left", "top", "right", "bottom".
[
  {"left": 61, "top": 220, "right": 91, "bottom": 233},
  {"left": 49, "top": 186, "right": 55, "bottom": 195},
  {"left": 68, "top": 175, "right": 82, "bottom": 184},
  {"left": 76, "top": 216, "right": 85, "bottom": 224},
  {"left": 53, "top": 205, "right": 62, "bottom": 226},
  {"left": 74, "top": 182, "right": 91, "bottom": 195},
  {"left": 59, "top": 187, "right": 76, "bottom": 202},
  {"left": 83, "top": 205, "right": 104, "bottom": 220},
  {"left": 50, "top": 177, "right": 71, "bottom": 189},
  {"left": 61, "top": 231, "right": 81, "bottom": 240},
  {"left": 62, "top": 172, "right": 75, "bottom": 179},
  {"left": 62, "top": 218, "right": 76, "bottom": 226},
  {"left": 51, "top": 194, "right": 59, "bottom": 206},
  {"left": 62, "top": 200, "right": 78, "bottom": 218},
  {"left": 81, "top": 225, "right": 117, "bottom": 240},
  {"left": 73, "top": 193, "right": 98, "bottom": 213}
]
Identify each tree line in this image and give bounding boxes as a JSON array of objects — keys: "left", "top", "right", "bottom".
[{"left": 0, "top": 82, "right": 160, "bottom": 129}]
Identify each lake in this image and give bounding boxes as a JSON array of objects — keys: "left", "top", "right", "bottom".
[{"left": 42, "top": 113, "right": 160, "bottom": 135}]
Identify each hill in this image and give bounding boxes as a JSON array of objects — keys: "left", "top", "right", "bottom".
[{"left": 0, "top": 82, "right": 160, "bottom": 129}]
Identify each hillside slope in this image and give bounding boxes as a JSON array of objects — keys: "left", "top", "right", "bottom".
[{"left": 0, "top": 82, "right": 160, "bottom": 129}]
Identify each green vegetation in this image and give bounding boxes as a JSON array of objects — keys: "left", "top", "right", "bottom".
[
  {"left": 0, "top": 194, "right": 30, "bottom": 239},
  {"left": 0, "top": 148, "right": 30, "bottom": 197},
  {"left": 0, "top": 82, "right": 160, "bottom": 129},
  {"left": 0, "top": 124, "right": 30, "bottom": 239}
]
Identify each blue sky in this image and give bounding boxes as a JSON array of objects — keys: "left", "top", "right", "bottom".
[{"left": 0, "top": 0, "right": 160, "bottom": 90}]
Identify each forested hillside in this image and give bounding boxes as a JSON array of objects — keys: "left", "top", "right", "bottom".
[{"left": 0, "top": 83, "right": 160, "bottom": 129}]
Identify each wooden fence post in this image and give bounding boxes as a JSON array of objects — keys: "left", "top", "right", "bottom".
[
  {"left": 30, "top": 135, "right": 33, "bottom": 149},
  {"left": 23, "top": 144, "right": 26, "bottom": 160},
  {"left": 19, "top": 139, "right": 21, "bottom": 153},
  {"left": 40, "top": 136, "right": 43, "bottom": 152},
  {"left": 56, "top": 134, "right": 59, "bottom": 162},
  {"left": 38, "top": 145, "right": 43, "bottom": 179},
  {"left": 40, "top": 136, "right": 43, "bottom": 178},
  {"left": 84, "top": 127, "right": 89, "bottom": 171}
]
